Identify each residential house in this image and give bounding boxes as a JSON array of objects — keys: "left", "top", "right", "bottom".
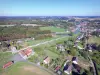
[
  {"left": 56, "top": 70, "right": 62, "bottom": 75},
  {"left": 63, "top": 64, "right": 72, "bottom": 75},
  {"left": 19, "top": 48, "right": 35, "bottom": 59},
  {"left": 77, "top": 46, "right": 84, "bottom": 50},
  {"left": 72, "top": 57, "right": 78, "bottom": 64},
  {"left": 54, "top": 66, "right": 61, "bottom": 72},
  {"left": 72, "top": 64, "right": 81, "bottom": 74},
  {"left": 43, "top": 56, "right": 51, "bottom": 66},
  {"left": 89, "top": 46, "right": 92, "bottom": 52},
  {"left": 11, "top": 46, "right": 17, "bottom": 54},
  {"left": 56, "top": 44, "right": 65, "bottom": 51},
  {"left": 51, "top": 32, "right": 56, "bottom": 37}
]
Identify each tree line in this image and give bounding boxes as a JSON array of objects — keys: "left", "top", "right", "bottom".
[{"left": 0, "top": 26, "right": 52, "bottom": 41}]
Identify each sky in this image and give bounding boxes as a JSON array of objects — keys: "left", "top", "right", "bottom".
[{"left": 0, "top": 0, "right": 100, "bottom": 16}]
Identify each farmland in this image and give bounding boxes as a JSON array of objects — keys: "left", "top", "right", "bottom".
[{"left": 40, "top": 26, "right": 65, "bottom": 32}]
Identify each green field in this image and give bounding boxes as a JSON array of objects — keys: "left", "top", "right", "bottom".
[
  {"left": 44, "top": 50, "right": 59, "bottom": 59},
  {"left": 26, "top": 36, "right": 60, "bottom": 46},
  {"left": 88, "top": 36, "right": 100, "bottom": 45},
  {"left": 0, "top": 52, "right": 12, "bottom": 74},
  {"left": 40, "top": 26, "right": 65, "bottom": 32},
  {"left": 2, "top": 62, "right": 52, "bottom": 75}
]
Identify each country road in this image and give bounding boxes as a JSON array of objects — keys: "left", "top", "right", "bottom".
[
  {"left": 85, "top": 32, "right": 97, "bottom": 75},
  {"left": 18, "top": 36, "right": 68, "bottom": 52}
]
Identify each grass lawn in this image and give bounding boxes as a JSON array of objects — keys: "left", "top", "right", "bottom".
[
  {"left": 0, "top": 52, "right": 12, "bottom": 74},
  {"left": 25, "top": 36, "right": 60, "bottom": 46},
  {"left": 88, "top": 36, "right": 100, "bottom": 45},
  {"left": 77, "top": 43, "right": 84, "bottom": 48},
  {"left": 40, "top": 26, "right": 65, "bottom": 32},
  {"left": 2, "top": 62, "right": 52, "bottom": 75},
  {"left": 44, "top": 50, "right": 59, "bottom": 59}
]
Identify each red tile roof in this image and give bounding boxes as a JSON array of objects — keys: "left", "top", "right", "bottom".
[
  {"left": 3, "top": 61, "right": 13, "bottom": 69},
  {"left": 55, "top": 66, "right": 61, "bottom": 71},
  {"left": 19, "top": 48, "right": 33, "bottom": 57},
  {"left": 24, "top": 48, "right": 32, "bottom": 56}
]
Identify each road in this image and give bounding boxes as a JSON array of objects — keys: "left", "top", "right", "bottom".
[
  {"left": 9, "top": 36, "right": 67, "bottom": 75},
  {"left": 88, "top": 55, "right": 96, "bottom": 75},
  {"left": 18, "top": 36, "right": 68, "bottom": 52},
  {"left": 84, "top": 32, "right": 97, "bottom": 75},
  {"left": 76, "top": 32, "right": 97, "bottom": 75},
  {"left": 10, "top": 54, "right": 26, "bottom": 63}
]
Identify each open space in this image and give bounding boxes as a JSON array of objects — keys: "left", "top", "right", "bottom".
[
  {"left": 88, "top": 36, "right": 100, "bottom": 45},
  {"left": 2, "top": 62, "right": 52, "bottom": 75},
  {"left": 40, "top": 26, "right": 65, "bottom": 32}
]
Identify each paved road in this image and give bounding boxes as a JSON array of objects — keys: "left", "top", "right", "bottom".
[{"left": 10, "top": 54, "right": 25, "bottom": 63}]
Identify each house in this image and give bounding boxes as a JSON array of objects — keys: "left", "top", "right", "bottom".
[
  {"left": 3, "top": 61, "right": 14, "bottom": 69},
  {"left": 72, "top": 64, "right": 81, "bottom": 74},
  {"left": 77, "top": 46, "right": 84, "bottom": 50},
  {"left": 54, "top": 66, "right": 61, "bottom": 72},
  {"left": 51, "top": 32, "right": 56, "bottom": 37},
  {"left": 11, "top": 46, "right": 17, "bottom": 54},
  {"left": 19, "top": 48, "right": 35, "bottom": 59},
  {"left": 43, "top": 56, "right": 50, "bottom": 65},
  {"left": 89, "top": 46, "right": 92, "bottom": 52},
  {"left": 56, "top": 70, "right": 62, "bottom": 75},
  {"left": 56, "top": 44, "right": 65, "bottom": 51},
  {"left": 63, "top": 64, "right": 72, "bottom": 75},
  {"left": 72, "top": 57, "right": 78, "bottom": 64},
  {"left": 73, "top": 42, "right": 78, "bottom": 47}
]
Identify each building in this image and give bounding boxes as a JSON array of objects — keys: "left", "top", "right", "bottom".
[
  {"left": 11, "top": 46, "right": 17, "bottom": 54},
  {"left": 63, "top": 64, "right": 72, "bottom": 75},
  {"left": 3, "top": 61, "right": 14, "bottom": 69},
  {"left": 43, "top": 56, "right": 51, "bottom": 65},
  {"left": 56, "top": 44, "right": 65, "bottom": 51},
  {"left": 72, "top": 57, "right": 78, "bottom": 64},
  {"left": 54, "top": 66, "right": 61, "bottom": 72},
  {"left": 19, "top": 48, "right": 35, "bottom": 59},
  {"left": 72, "top": 64, "right": 81, "bottom": 74},
  {"left": 56, "top": 70, "right": 62, "bottom": 75}
]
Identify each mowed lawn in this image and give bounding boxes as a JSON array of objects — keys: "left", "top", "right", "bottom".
[
  {"left": 0, "top": 52, "right": 12, "bottom": 74},
  {"left": 88, "top": 36, "right": 100, "bottom": 45},
  {"left": 26, "top": 36, "right": 60, "bottom": 46},
  {"left": 2, "top": 62, "right": 52, "bottom": 75},
  {"left": 44, "top": 50, "right": 59, "bottom": 59},
  {"left": 40, "top": 26, "right": 65, "bottom": 32}
]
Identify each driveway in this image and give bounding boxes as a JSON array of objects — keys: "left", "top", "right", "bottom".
[{"left": 10, "top": 53, "right": 26, "bottom": 63}]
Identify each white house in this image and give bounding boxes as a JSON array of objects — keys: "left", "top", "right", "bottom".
[
  {"left": 56, "top": 44, "right": 65, "bottom": 51},
  {"left": 43, "top": 56, "right": 51, "bottom": 66},
  {"left": 11, "top": 46, "right": 17, "bottom": 54}
]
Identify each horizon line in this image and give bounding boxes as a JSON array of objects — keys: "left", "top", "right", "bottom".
[{"left": 0, "top": 15, "right": 100, "bottom": 17}]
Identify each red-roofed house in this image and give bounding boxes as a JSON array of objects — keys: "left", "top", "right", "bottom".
[
  {"left": 3, "top": 61, "right": 14, "bottom": 69},
  {"left": 19, "top": 48, "right": 35, "bottom": 59},
  {"left": 54, "top": 66, "right": 61, "bottom": 72}
]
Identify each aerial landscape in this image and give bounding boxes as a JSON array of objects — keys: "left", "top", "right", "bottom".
[{"left": 0, "top": 0, "right": 100, "bottom": 75}]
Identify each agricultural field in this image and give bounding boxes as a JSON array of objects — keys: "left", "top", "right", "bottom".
[
  {"left": 40, "top": 26, "right": 65, "bottom": 32},
  {"left": 2, "top": 62, "right": 52, "bottom": 75},
  {"left": 88, "top": 36, "right": 100, "bottom": 45}
]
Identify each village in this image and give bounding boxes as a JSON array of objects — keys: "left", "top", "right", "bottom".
[
  {"left": 0, "top": 16, "right": 100, "bottom": 75},
  {"left": 1, "top": 32, "right": 95, "bottom": 75}
]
